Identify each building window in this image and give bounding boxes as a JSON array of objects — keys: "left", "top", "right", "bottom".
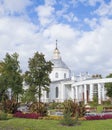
[
  {"left": 46, "top": 91, "right": 49, "bottom": 98},
  {"left": 55, "top": 72, "right": 58, "bottom": 78},
  {"left": 56, "top": 87, "right": 59, "bottom": 98},
  {"left": 64, "top": 73, "right": 66, "bottom": 78}
]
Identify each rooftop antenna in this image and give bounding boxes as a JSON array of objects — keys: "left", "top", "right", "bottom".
[{"left": 56, "top": 39, "right": 58, "bottom": 49}]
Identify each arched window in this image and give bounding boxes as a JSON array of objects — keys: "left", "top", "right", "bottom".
[
  {"left": 55, "top": 72, "right": 58, "bottom": 78},
  {"left": 56, "top": 87, "right": 59, "bottom": 98},
  {"left": 64, "top": 73, "right": 66, "bottom": 78}
]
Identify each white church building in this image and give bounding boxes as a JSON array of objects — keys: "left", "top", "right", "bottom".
[{"left": 41, "top": 44, "right": 112, "bottom": 104}]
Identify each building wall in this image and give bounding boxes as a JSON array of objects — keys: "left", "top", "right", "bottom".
[{"left": 50, "top": 67, "right": 70, "bottom": 81}]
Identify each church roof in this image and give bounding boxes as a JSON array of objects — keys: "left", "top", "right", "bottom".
[
  {"left": 51, "top": 40, "right": 69, "bottom": 69},
  {"left": 51, "top": 58, "right": 69, "bottom": 69}
]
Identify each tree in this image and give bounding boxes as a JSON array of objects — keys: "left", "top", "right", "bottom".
[
  {"left": 0, "top": 62, "right": 8, "bottom": 101},
  {"left": 24, "top": 52, "right": 53, "bottom": 103},
  {"left": 105, "top": 73, "right": 112, "bottom": 102},
  {"left": 0, "top": 53, "right": 23, "bottom": 102},
  {"left": 21, "top": 86, "right": 37, "bottom": 103}
]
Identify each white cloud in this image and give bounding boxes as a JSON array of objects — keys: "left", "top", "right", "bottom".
[
  {"left": 0, "top": 16, "right": 42, "bottom": 71},
  {"left": 44, "top": 0, "right": 56, "bottom": 6},
  {"left": 78, "top": 0, "right": 104, "bottom": 6},
  {"left": 87, "top": 0, "right": 104, "bottom": 6},
  {"left": 84, "top": 18, "right": 98, "bottom": 29},
  {"left": 56, "top": 2, "right": 69, "bottom": 19},
  {"left": 0, "top": 0, "right": 32, "bottom": 15},
  {"left": 63, "top": 12, "right": 79, "bottom": 22},
  {"left": 43, "top": 24, "right": 80, "bottom": 42},
  {"left": 69, "top": 18, "right": 112, "bottom": 75},
  {"left": 1, "top": 15, "right": 112, "bottom": 76},
  {"left": 0, "top": 0, "right": 112, "bottom": 77},
  {"left": 35, "top": 2, "right": 55, "bottom": 26},
  {"left": 94, "top": 1, "right": 112, "bottom": 16}
]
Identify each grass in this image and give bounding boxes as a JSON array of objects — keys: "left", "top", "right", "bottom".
[{"left": 0, "top": 118, "right": 112, "bottom": 130}]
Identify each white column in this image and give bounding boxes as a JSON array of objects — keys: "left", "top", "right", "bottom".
[
  {"left": 84, "top": 84, "right": 87, "bottom": 104},
  {"left": 79, "top": 85, "right": 83, "bottom": 101},
  {"left": 75, "top": 86, "right": 78, "bottom": 102},
  {"left": 101, "top": 83, "right": 105, "bottom": 101},
  {"left": 98, "top": 83, "right": 101, "bottom": 104},
  {"left": 89, "top": 84, "right": 93, "bottom": 101},
  {"left": 71, "top": 86, "right": 74, "bottom": 100}
]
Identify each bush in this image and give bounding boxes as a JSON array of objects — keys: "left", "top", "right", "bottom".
[
  {"left": 62, "top": 100, "right": 85, "bottom": 117},
  {"left": 29, "top": 102, "right": 47, "bottom": 116},
  {"left": 60, "top": 110, "right": 76, "bottom": 126},
  {"left": 0, "top": 111, "right": 8, "bottom": 120},
  {"left": 62, "top": 100, "right": 78, "bottom": 117},
  {"left": 2, "top": 99, "right": 19, "bottom": 113},
  {"left": 60, "top": 109, "right": 79, "bottom": 126},
  {"left": 77, "top": 102, "right": 85, "bottom": 117},
  {"left": 102, "top": 100, "right": 111, "bottom": 105},
  {"left": 48, "top": 102, "right": 63, "bottom": 110}
]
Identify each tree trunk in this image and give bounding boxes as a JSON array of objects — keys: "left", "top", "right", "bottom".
[
  {"left": 16, "top": 94, "right": 18, "bottom": 103},
  {"left": 39, "top": 85, "right": 41, "bottom": 103}
]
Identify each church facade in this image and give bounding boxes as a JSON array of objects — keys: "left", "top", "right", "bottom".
[{"left": 41, "top": 44, "right": 112, "bottom": 104}]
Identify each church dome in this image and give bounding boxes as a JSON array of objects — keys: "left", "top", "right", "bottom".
[
  {"left": 51, "top": 40, "right": 69, "bottom": 69},
  {"left": 51, "top": 58, "right": 69, "bottom": 69}
]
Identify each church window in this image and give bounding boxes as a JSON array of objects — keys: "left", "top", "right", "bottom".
[
  {"left": 56, "top": 87, "right": 59, "bottom": 98},
  {"left": 64, "top": 73, "right": 66, "bottom": 78},
  {"left": 55, "top": 72, "right": 58, "bottom": 78}
]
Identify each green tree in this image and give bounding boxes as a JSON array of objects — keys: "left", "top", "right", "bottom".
[
  {"left": 24, "top": 52, "right": 53, "bottom": 103},
  {"left": 0, "top": 53, "right": 23, "bottom": 102},
  {"left": 0, "top": 62, "right": 8, "bottom": 101},
  {"left": 21, "top": 86, "right": 37, "bottom": 103},
  {"left": 0, "top": 75, "right": 8, "bottom": 102},
  {"left": 105, "top": 73, "right": 112, "bottom": 103}
]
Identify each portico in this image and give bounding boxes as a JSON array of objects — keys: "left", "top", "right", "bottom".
[{"left": 72, "top": 78, "right": 112, "bottom": 104}]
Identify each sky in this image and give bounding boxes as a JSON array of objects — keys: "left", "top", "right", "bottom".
[{"left": 0, "top": 0, "right": 112, "bottom": 77}]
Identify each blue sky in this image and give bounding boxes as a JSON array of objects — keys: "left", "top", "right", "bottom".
[{"left": 0, "top": 0, "right": 112, "bottom": 77}]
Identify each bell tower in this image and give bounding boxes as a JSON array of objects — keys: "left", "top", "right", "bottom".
[{"left": 50, "top": 40, "right": 71, "bottom": 81}]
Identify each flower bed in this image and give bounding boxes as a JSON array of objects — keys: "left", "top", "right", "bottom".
[
  {"left": 13, "top": 111, "right": 41, "bottom": 119},
  {"left": 85, "top": 113, "right": 112, "bottom": 120},
  {"left": 43, "top": 115, "right": 63, "bottom": 120}
]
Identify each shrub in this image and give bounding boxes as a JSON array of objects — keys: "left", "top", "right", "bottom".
[
  {"left": 102, "top": 100, "right": 111, "bottom": 105},
  {"left": 7, "top": 113, "right": 13, "bottom": 119},
  {"left": 60, "top": 110, "right": 77, "bottom": 126},
  {"left": 62, "top": 100, "right": 85, "bottom": 117},
  {"left": 77, "top": 102, "right": 85, "bottom": 117},
  {"left": 48, "top": 102, "right": 59, "bottom": 109},
  {"left": 62, "top": 100, "right": 78, "bottom": 117},
  {"left": 29, "top": 102, "right": 47, "bottom": 116},
  {"left": 92, "top": 95, "right": 98, "bottom": 106},
  {"left": 0, "top": 111, "right": 8, "bottom": 120},
  {"left": 48, "top": 102, "right": 63, "bottom": 111},
  {"left": 2, "top": 99, "right": 19, "bottom": 113}
]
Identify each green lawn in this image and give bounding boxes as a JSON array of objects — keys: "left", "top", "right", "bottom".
[{"left": 0, "top": 118, "right": 112, "bottom": 130}]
